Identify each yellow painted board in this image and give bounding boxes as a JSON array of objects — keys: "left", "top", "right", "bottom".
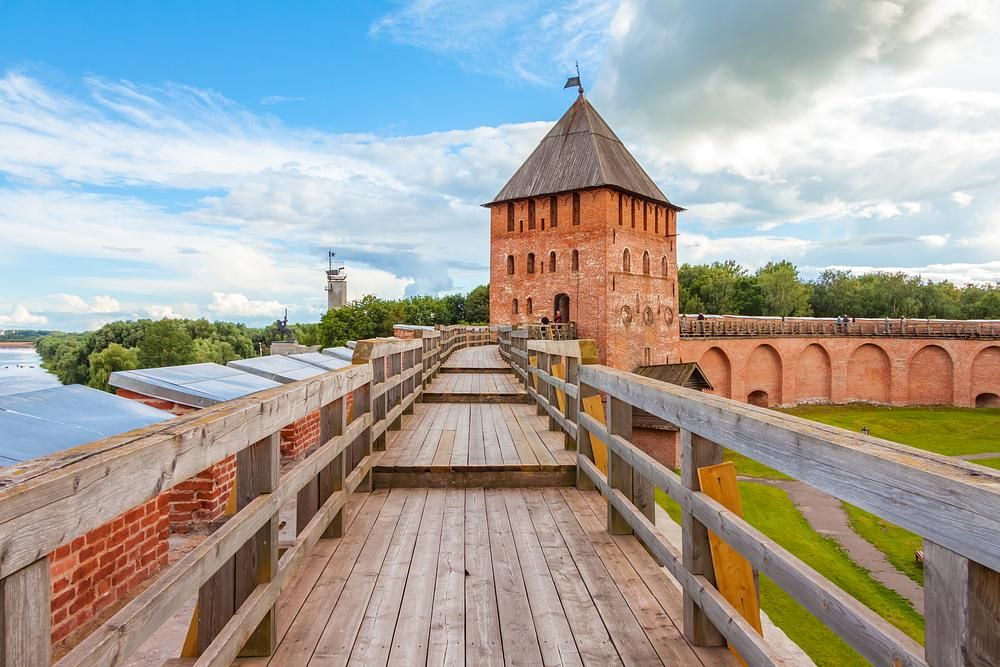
[
  {"left": 581, "top": 395, "right": 609, "bottom": 475},
  {"left": 697, "top": 461, "right": 762, "bottom": 664},
  {"left": 529, "top": 356, "right": 538, "bottom": 390},
  {"left": 550, "top": 362, "right": 566, "bottom": 412}
]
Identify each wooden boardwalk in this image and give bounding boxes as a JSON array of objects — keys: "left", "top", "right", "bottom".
[
  {"left": 240, "top": 487, "right": 730, "bottom": 667},
  {"left": 422, "top": 373, "right": 527, "bottom": 403},
  {"left": 441, "top": 344, "right": 509, "bottom": 372},
  {"left": 238, "top": 344, "right": 729, "bottom": 665}
]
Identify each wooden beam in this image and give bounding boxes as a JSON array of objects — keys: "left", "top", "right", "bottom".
[
  {"left": 681, "top": 429, "right": 725, "bottom": 647},
  {"left": 578, "top": 364, "right": 1000, "bottom": 572},
  {"left": 0, "top": 364, "right": 371, "bottom": 580},
  {"left": 0, "top": 558, "right": 50, "bottom": 667},
  {"left": 925, "top": 541, "right": 1000, "bottom": 667}
]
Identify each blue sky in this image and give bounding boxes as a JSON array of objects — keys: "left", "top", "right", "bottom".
[{"left": 1, "top": 0, "right": 999, "bottom": 331}]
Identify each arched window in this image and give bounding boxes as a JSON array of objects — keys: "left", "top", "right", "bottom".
[
  {"left": 512, "top": 298, "right": 519, "bottom": 314},
  {"left": 527, "top": 253, "right": 535, "bottom": 274},
  {"left": 623, "top": 248, "right": 631, "bottom": 273},
  {"left": 661, "top": 255, "right": 668, "bottom": 276},
  {"left": 506, "top": 255, "right": 514, "bottom": 275},
  {"left": 571, "top": 249, "right": 579, "bottom": 271},
  {"left": 549, "top": 251, "right": 556, "bottom": 272},
  {"left": 642, "top": 251, "right": 650, "bottom": 275},
  {"left": 527, "top": 297, "right": 533, "bottom": 314}
]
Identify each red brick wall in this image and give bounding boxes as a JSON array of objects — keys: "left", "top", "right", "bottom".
[
  {"left": 50, "top": 494, "right": 169, "bottom": 642},
  {"left": 114, "top": 388, "right": 197, "bottom": 416},
  {"left": 631, "top": 428, "right": 680, "bottom": 469},
  {"left": 169, "top": 455, "right": 236, "bottom": 533},
  {"left": 679, "top": 338, "right": 1000, "bottom": 408},
  {"left": 280, "top": 411, "right": 321, "bottom": 459},
  {"left": 489, "top": 187, "right": 681, "bottom": 370}
]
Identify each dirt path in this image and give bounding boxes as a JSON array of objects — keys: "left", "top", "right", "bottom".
[{"left": 743, "top": 477, "right": 925, "bottom": 614}]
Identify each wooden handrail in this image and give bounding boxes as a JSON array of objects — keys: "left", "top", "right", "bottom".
[{"left": 520, "top": 344, "right": 1000, "bottom": 666}]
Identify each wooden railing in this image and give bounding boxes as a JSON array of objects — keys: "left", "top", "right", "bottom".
[
  {"left": 521, "top": 339, "right": 1000, "bottom": 667},
  {"left": 681, "top": 315, "right": 1000, "bottom": 339},
  {"left": 0, "top": 335, "right": 446, "bottom": 666}
]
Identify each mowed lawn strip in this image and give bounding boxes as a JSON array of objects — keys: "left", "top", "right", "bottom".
[
  {"left": 655, "top": 482, "right": 925, "bottom": 667},
  {"left": 778, "top": 404, "right": 1000, "bottom": 456}
]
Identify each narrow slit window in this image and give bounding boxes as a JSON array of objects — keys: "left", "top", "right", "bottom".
[
  {"left": 550, "top": 195, "right": 558, "bottom": 228},
  {"left": 507, "top": 202, "right": 514, "bottom": 232},
  {"left": 623, "top": 248, "right": 631, "bottom": 273},
  {"left": 513, "top": 298, "right": 519, "bottom": 314},
  {"left": 571, "top": 249, "right": 579, "bottom": 271},
  {"left": 528, "top": 200, "right": 536, "bottom": 230},
  {"left": 527, "top": 253, "right": 535, "bottom": 274},
  {"left": 642, "top": 251, "right": 650, "bottom": 275},
  {"left": 549, "top": 251, "right": 556, "bottom": 272},
  {"left": 661, "top": 255, "right": 668, "bottom": 276},
  {"left": 506, "top": 255, "right": 514, "bottom": 275},
  {"left": 527, "top": 297, "right": 533, "bottom": 314},
  {"left": 572, "top": 192, "right": 580, "bottom": 225}
]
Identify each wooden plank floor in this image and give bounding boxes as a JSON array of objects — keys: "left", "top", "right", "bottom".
[
  {"left": 379, "top": 404, "right": 573, "bottom": 468},
  {"left": 441, "top": 345, "right": 508, "bottom": 370},
  {"left": 423, "top": 373, "right": 525, "bottom": 397},
  {"left": 244, "top": 487, "right": 732, "bottom": 667}
]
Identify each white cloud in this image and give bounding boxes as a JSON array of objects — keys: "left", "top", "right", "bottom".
[
  {"left": 49, "top": 293, "right": 121, "bottom": 314},
  {"left": 144, "top": 305, "right": 183, "bottom": 320},
  {"left": 951, "top": 191, "right": 974, "bottom": 206},
  {"left": 207, "top": 292, "right": 284, "bottom": 317},
  {"left": 0, "top": 304, "right": 47, "bottom": 326},
  {"left": 918, "top": 234, "right": 950, "bottom": 247}
]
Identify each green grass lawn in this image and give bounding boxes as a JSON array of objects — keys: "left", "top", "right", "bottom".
[
  {"left": 724, "top": 450, "right": 792, "bottom": 480},
  {"left": 842, "top": 503, "right": 924, "bottom": 585},
  {"left": 971, "top": 456, "right": 1000, "bottom": 470},
  {"left": 779, "top": 404, "right": 1000, "bottom": 456},
  {"left": 655, "top": 483, "right": 924, "bottom": 666}
]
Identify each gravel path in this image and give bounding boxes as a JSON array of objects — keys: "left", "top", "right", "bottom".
[{"left": 742, "top": 476, "right": 925, "bottom": 614}]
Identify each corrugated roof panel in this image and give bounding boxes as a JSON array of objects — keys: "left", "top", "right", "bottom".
[
  {"left": 290, "top": 352, "right": 353, "bottom": 371},
  {"left": 109, "top": 362, "right": 281, "bottom": 408},
  {"left": 227, "top": 355, "right": 327, "bottom": 384},
  {"left": 0, "top": 385, "right": 172, "bottom": 464},
  {"left": 322, "top": 347, "right": 355, "bottom": 362}
]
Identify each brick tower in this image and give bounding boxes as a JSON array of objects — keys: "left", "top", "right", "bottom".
[{"left": 487, "top": 93, "right": 683, "bottom": 370}]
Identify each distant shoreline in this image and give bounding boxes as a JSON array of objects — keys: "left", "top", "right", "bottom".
[{"left": 0, "top": 342, "right": 36, "bottom": 348}]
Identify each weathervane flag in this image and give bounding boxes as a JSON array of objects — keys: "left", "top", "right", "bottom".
[{"left": 564, "top": 61, "right": 584, "bottom": 94}]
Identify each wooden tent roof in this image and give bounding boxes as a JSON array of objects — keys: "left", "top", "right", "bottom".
[
  {"left": 632, "top": 363, "right": 713, "bottom": 431},
  {"left": 489, "top": 94, "right": 675, "bottom": 207}
]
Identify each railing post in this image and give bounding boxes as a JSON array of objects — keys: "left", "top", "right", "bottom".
[
  {"left": 924, "top": 541, "right": 1000, "bottom": 666},
  {"left": 234, "top": 432, "right": 280, "bottom": 656},
  {"left": 606, "top": 396, "right": 633, "bottom": 535},
  {"left": 535, "top": 352, "right": 548, "bottom": 417},
  {"left": 318, "top": 396, "right": 347, "bottom": 538},
  {"left": 564, "top": 356, "right": 579, "bottom": 451},
  {"left": 680, "top": 429, "right": 726, "bottom": 647},
  {"left": 0, "top": 557, "right": 51, "bottom": 666},
  {"left": 576, "top": 382, "right": 598, "bottom": 491},
  {"left": 354, "top": 380, "right": 374, "bottom": 491},
  {"left": 389, "top": 350, "right": 403, "bottom": 431}
]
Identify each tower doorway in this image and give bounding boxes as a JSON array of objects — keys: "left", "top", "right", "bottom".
[{"left": 554, "top": 293, "right": 570, "bottom": 322}]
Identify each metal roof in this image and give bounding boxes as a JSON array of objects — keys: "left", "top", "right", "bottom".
[
  {"left": 490, "top": 94, "right": 672, "bottom": 206},
  {"left": 290, "top": 352, "right": 353, "bottom": 371},
  {"left": 0, "top": 385, "right": 172, "bottom": 465},
  {"left": 228, "top": 355, "right": 327, "bottom": 384},
  {"left": 110, "top": 362, "right": 281, "bottom": 409},
  {"left": 322, "top": 347, "right": 355, "bottom": 362}
]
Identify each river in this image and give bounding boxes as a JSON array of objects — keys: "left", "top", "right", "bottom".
[{"left": 0, "top": 344, "right": 61, "bottom": 396}]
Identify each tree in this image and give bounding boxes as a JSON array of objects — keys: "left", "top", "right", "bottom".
[
  {"left": 755, "top": 261, "right": 812, "bottom": 317},
  {"left": 138, "top": 319, "right": 195, "bottom": 368},
  {"left": 465, "top": 285, "right": 490, "bottom": 323},
  {"left": 88, "top": 343, "right": 139, "bottom": 391},
  {"left": 191, "top": 338, "right": 238, "bottom": 364}
]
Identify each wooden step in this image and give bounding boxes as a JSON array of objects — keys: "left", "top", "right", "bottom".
[{"left": 373, "top": 464, "right": 575, "bottom": 488}]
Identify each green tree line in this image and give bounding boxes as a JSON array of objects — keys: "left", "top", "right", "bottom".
[
  {"left": 35, "top": 285, "right": 490, "bottom": 390},
  {"left": 679, "top": 261, "right": 1000, "bottom": 319}
]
